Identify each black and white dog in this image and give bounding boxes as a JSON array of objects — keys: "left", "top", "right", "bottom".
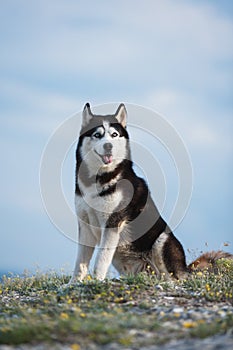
[{"left": 70, "top": 103, "right": 232, "bottom": 282}]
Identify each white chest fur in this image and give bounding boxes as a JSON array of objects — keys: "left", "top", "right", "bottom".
[{"left": 75, "top": 179, "right": 124, "bottom": 228}]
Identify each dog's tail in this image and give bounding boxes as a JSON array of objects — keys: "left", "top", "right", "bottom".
[{"left": 188, "top": 250, "right": 233, "bottom": 273}]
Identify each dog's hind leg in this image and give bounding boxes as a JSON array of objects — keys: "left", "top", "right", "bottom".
[{"left": 152, "top": 232, "right": 188, "bottom": 280}]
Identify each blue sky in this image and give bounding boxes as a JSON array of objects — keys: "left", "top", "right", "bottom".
[{"left": 1, "top": 0, "right": 233, "bottom": 275}]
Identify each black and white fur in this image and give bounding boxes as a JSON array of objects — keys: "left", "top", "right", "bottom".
[{"left": 70, "top": 103, "right": 232, "bottom": 282}]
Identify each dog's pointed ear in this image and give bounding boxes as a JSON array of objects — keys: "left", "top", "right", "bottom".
[
  {"left": 115, "top": 103, "right": 127, "bottom": 128},
  {"left": 82, "top": 103, "right": 93, "bottom": 127}
]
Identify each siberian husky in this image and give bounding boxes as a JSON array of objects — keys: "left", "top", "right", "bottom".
[{"left": 70, "top": 103, "right": 232, "bottom": 282}]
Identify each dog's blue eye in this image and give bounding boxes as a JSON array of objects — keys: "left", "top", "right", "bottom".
[
  {"left": 93, "top": 132, "right": 101, "bottom": 139},
  {"left": 111, "top": 132, "right": 118, "bottom": 138}
]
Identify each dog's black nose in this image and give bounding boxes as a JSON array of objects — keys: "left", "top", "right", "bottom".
[{"left": 103, "top": 143, "right": 113, "bottom": 152}]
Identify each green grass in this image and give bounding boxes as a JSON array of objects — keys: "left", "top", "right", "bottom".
[
  {"left": 0, "top": 259, "right": 232, "bottom": 348},
  {"left": 181, "top": 258, "right": 233, "bottom": 302}
]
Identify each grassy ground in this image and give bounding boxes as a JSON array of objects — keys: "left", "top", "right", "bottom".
[{"left": 0, "top": 259, "right": 232, "bottom": 349}]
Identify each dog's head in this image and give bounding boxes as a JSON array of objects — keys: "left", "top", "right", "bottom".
[{"left": 79, "top": 103, "right": 130, "bottom": 174}]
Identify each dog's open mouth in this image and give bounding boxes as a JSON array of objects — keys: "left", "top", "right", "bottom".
[
  {"left": 102, "top": 154, "right": 113, "bottom": 164},
  {"left": 95, "top": 151, "right": 113, "bottom": 165}
]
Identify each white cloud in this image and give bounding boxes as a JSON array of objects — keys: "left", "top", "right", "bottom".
[
  {"left": 144, "top": 88, "right": 232, "bottom": 152},
  {"left": 1, "top": 80, "right": 82, "bottom": 136},
  {"left": 188, "top": 123, "right": 219, "bottom": 147},
  {"left": 1, "top": 0, "right": 232, "bottom": 86}
]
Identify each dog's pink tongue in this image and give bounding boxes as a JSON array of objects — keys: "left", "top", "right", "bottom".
[{"left": 103, "top": 155, "right": 113, "bottom": 164}]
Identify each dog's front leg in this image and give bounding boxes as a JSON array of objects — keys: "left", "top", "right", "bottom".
[
  {"left": 69, "top": 221, "right": 96, "bottom": 283},
  {"left": 94, "top": 228, "right": 120, "bottom": 280},
  {"left": 70, "top": 243, "right": 95, "bottom": 283}
]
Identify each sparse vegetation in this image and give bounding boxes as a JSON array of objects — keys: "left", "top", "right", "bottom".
[{"left": 0, "top": 259, "right": 232, "bottom": 348}]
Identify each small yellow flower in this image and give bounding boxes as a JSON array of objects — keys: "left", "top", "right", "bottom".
[
  {"left": 101, "top": 311, "right": 108, "bottom": 317},
  {"left": 205, "top": 284, "right": 211, "bottom": 292},
  {"left": 183, "top": 321, "right": 197, "bottom": 328},
  {"left": 196, "top": 271, "right": 203, "bottom": 277},
  {"left": 60, "top": 312, "right": 69, "bottom": 320},
  {"left": 197, "top": 319, "right": 205, "bottom": 324},
  {"left": 80, "top": 312, "right": 86, "bottom": 318},
  {"left": 67, "top": 298, "right": 73, "bottom": 304},
  {"left": 70, "top": 344, "right": 80, "bottom": 350}
]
